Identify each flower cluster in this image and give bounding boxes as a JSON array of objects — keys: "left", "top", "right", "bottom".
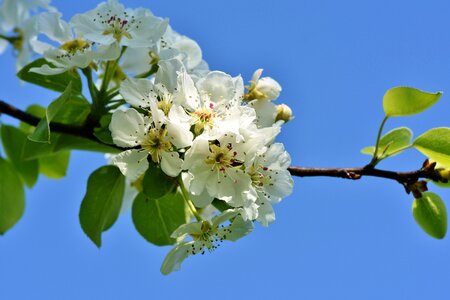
[{"left": 4, "top": 0, "right": 294, "bottom": 274}]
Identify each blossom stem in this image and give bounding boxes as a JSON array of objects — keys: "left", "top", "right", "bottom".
[
  {"left": 178, "top": 177, "right": 202, "bottom": 222},
  {"left": 82, "top": 67, "right": 99, "bottom": 104}
]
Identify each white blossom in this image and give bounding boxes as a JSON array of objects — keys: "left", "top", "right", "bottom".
[
  {"left": 70, "top": 0, "right": 167, "bottom": 48},
  {"left": 160, "top": 209, "right": 253, "bottom": 275}
]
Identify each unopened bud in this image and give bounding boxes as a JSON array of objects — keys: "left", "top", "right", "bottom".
[
  {"left": 275, "top": 104, "right": 293, "bottom": 123},
  {"left": 244, "top": 69, "right": 282, "bottom": 101},
  {"left": 438, "top": 169, "right": 450, "bottom": 181}
]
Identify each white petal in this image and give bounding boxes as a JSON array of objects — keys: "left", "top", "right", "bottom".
[
  {"left": 120, "top": 78, "right": 158, "bottom": 108},
  {"left": 109, "top": 108, "right": 149, "bottom": 147},
  {"left": 160, "top": 151, "right": 183, "bottom": 177},
  {"left": 172, "top": 70, "right": 200, "bottom": 110},
  {"left": 160, "top": 242, "right": 193, "bottom": 275},
  {"left": 29, "top": 64, "right": 68, "bottom": 75},
  {"left": 155, "top": 59, "right": 184, "bottom": 92},
  {"left": 111, "top": 149, "right": 148, "bottom": 182},
  {"left": 172, "top": 36, "right": 202, "bottom": 70},
  {"left": 196, "top": 71, "right": 235, "bottom": 107}
]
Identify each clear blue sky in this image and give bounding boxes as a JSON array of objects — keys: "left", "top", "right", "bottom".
[{"left": 1, "top": 0, "right": 450, "bottom": 299}]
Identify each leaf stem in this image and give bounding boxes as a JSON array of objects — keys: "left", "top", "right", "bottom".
[{"left": 370, "top": 115, "right": 389, "bottom": 166}]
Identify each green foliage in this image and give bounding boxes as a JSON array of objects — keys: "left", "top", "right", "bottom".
[
  {"left": 29, "top": 83, "right": 73, "bottom": 143},
  {"left": 1, "top": 125, "right": 39, "bottom": 187},
  {"left": 0, "top": 157, "right": 25, "bottom": 234},
  {"left": 142, "top": 163, "right": 177, "bottom": 200},
  {"left": 413, "top": 128, "right": 450, "bottom": 167},
  {"left": 79, "top": 165, "right": 125, "bottom": 247},
  {"left": 93, "top": 114, "right": 114, "bottom": 145},
  {"left": 53, "top": 134, "right": 121, "bottom": 154},
  {"left": 361, "top": 127, "right": 412, "bottom": 159},
  {"left": 38, "top": 151, "right": 71, "bottom": 179},
  {"left": 17, "top": 58, "right": 82, "bottom": 93},
  {"left": 383, "top": 87, "right": 442, "bottom": 117},
  {"left": 20, "top": 105, "right": 46, "bottom": 134},
  {"left": 412, "top": 192, "right": 447, "bottom": 239},
  {"left": 132, "top": 191, "right": 189, "bottom": 246}
]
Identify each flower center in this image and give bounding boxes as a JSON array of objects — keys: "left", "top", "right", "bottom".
[
  {"left": 192, "top": 107, "right": 216, "bottom": 135},
  {"left": 204, "top": 144, "right": 235, "bottom": 172},
  {"left": 141, "top": 128, "right": 172, "bottom": 163},
  {"left": 60, "top": 38, "right": 90, "bottom": 54},
  {"left": 102, "top": 15, "right": 133, "bottom": 42},
  {"left": 157, "top": 98, "right": 172, "bottom": 116},
  {"left": 248, "top": 165, "right": 270, "bottom": 187},
  {"left": 189, "top": 221, "right": 232, "bottom": 254}
]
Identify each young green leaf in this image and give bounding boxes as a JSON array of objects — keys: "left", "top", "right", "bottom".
[
  {"left": 132, "top": 191, "right": 189, "bottom": 246},
  {"left": 1, "top": 125, "right": 39, "bottom": 187},
  {"left": 142, "top": 164, "right": 177, "bottom": 200},
  {"left": 413, "top": 128, "right": 450, "bottom": 166},
  {"left": 412, "top": 192, "right": 447, "bottom": 239},
  {"left": 38, "top": 151, "right": 71, "bottom": 179},
  {"left": 17, "top": 58, "right": 82, "bottom": 93},
  {"left": 93, "top": 114, "right": 114, "bottom": 145},
  {"left": 361, "top": 127, "right": 412, "bottom": 159},
  {"left": 0, "top": 158, "right": 25, "bottom": 234},
  {"left": 79, "top": 165, "right": 125, "bottom": 247},
  {"left": 20, "top": 105, "right": 46, "bottom": 134},
  {"left": 29, "top": 82, "right": 73, "bottom": 143},
  {"left": 383, "top": 87, "right": 442, "bottom": 117}
]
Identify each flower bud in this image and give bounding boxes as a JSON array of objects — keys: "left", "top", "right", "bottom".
[
  {"left": 275, "top": 104, "right": 293, "bottom": 123},
  {"left": 438, "top": 169, "right": 450, "bottom": 181},
  {"left": 245, "top": 69, "right": 282, "bottom": 101}
]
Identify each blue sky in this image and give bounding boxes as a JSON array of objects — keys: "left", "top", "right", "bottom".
[{"left": 1, "top": 0, "right": 450, "bottom": 299}]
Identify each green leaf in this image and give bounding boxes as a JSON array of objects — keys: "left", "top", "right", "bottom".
[
  {"left": 52, "top": 95, "right": 91, "bottom": 125},
  {"left": 93, "top": 114, "right": 114, "bottom": 145},
  {"left": 142, "top": 163, "right": 177, "bottom": 200},
  {"left": 79, "top": 165, "right": 125, "bottom": 247},
  {"left": 29, "top": 82, "right": 73, "bottom": 143},
  {"left": 54, "top": 134, "right": 121, "bottom": 154},
  {"left": 0, "top": 157, "right": 25, "bottom": 234},
  {"left": 132, "top": 191, "right": 189, "bottom": 246},
  {"left": 20, "top": 105, "right": 46, "bottom": 134},
  {"left": 1, "top": 125, "right": 39, "bottom": 187},
  {"left": 22, "top": 137, "right": 59, "bottom": 160},
  {"left": 17, "top": 58, "right": 82, "bottom": 93},
  {"left": 412, "top": 192, "right": 447, "bottom": 239},
  {"left": 383, "top": 87, "right": 442, "bottom": 117},
  {"left": 413, "top": 127, "right": 450, "bottom": 166},
  {"left": 38, "top": 151, "right": 70, "bottom": 179},
  {"left": 361, "top": 127, "right": 413, "bottom": 159}
]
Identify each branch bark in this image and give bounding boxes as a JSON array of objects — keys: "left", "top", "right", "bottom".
[{"left": 0, "top": 99, "right": 442, "bottom": 187}]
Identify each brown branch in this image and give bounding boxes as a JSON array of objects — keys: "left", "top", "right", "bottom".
[
  {"left": 0, "top": 99, "right": 443, "bottom": 188},
  {"left": 0, "top": 100, "right": 98, "bottom": 142},
  {"left": 288, "top": 166, "right": 441, "bottom": 183}
]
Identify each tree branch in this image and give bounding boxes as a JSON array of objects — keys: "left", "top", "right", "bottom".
[
  {"left": 0, "top": 100, "right": 97, "bottom": 141},
  {"left": 0, "top": 99, "right": 443, "bottom": 187}
]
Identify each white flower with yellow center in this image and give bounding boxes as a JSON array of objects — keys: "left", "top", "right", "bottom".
[
  {"left": 182, "top": 133, "right": 260, "bottom": 210},
  {"left": 29, "top": 12, "right": 120, "bottom": 75},
  {"left": 70, "top": 0, "right": 167, "bottom": 48},
  {"left": 246, "top": 143, "right": 294, "bottom": 226},
  {"left": 109, "top": 101, "right": 189, "bottom": 180},
  {"left": 160, "top": 209, "right": 253, "bottom": 275}
]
